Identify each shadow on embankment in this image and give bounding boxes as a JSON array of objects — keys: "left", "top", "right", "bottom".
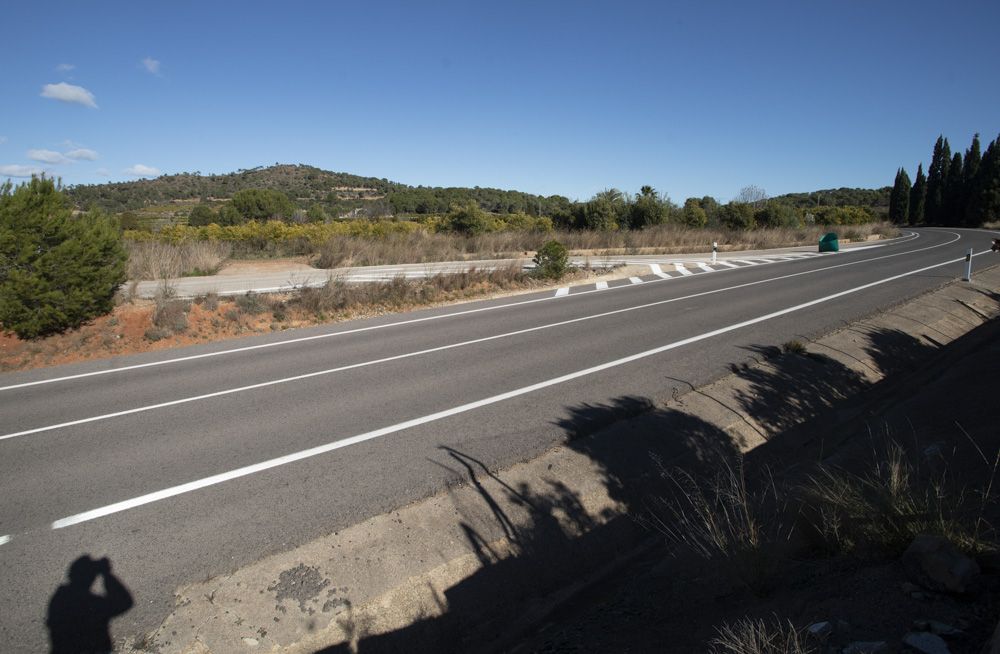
[{"left": 317, "top": 320, "right": 995, "bottom": 653}]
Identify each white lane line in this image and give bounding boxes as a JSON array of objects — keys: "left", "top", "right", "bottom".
[
  {"left": 674, "top": 263, "right": 693, "bottom": 276},
  {"left": 629, "top": 277, "right": 644, "bottom": 285},
  {"left": 715, "top": 261, "right": 740, "bottom": 269},
  {"left": 649, "top": 264, "right": 670, "bottom": 278},
  {"left": 696, "top": 263, "right": 714, "bottom": 273},
  {"left": 50, "top": 248, "right": 977, "bottom": 530},
  {"left": 0, "top": 535, "right": 9, "bottom": 546},
  {"left": 555, "top": 287, "right": 569, "bottom": 297},
  {"left": 595, "top": 281, "right": 609, "bottom": 290},
  {"left": 0, "top": 232, "right": 966, "bottom": 444}
]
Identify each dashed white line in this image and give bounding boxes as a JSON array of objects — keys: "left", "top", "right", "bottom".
[
  {"left": 629, "top": 277, "right": 644, "bottom": 284},
  {"left": 49, "top": 248, "right": 975, "bottom": 529},
  {"left": 595, "top": 281, "right": 609, "bottom": 290},
  {"left": 649, "top": 264, "right": 670, "bottom": 278},
  {"left": 555, "top": 287, "right": 569, "bottom": 297},
  {"left": 674, "top": 263, "right": 693, "bottom": 276}
]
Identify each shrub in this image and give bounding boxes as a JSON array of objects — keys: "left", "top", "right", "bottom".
[
  {"left": 0, "top": 178, "right": 127, "bottom": 339},
  {"left": 235, "top": 291, "right": 267, "bottom": 315},
  {"left": 444, "top": 201, "right": 493, "bottom": 235},
  {"left": 710, "top": 617, "right": 816, "bottom": 654},
  {"left": 152, "top": 299, "right": 190, "bottom": 333},
  {"left": 532, "top": 240, "right": 569, "bottom": 279},
  {"left": 720, "top": 202, "right": 756, "bottom": 230},
  {"left": 187, "top": 204, "right": 216, "bottom": 227}
]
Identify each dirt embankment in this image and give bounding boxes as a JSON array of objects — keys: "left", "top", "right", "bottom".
[{"left": 129, "top": 266, "right": 1000, "bottom": 653}]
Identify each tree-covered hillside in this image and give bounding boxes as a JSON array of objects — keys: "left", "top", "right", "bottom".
[{"left": 65, "top": 164, "right": 570, "bottom": 218}]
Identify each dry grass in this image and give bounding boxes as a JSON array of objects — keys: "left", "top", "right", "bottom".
[
  {"left": 798, "top": 439, "right": 996, "bottom": 557},
  {"left": 643, "top": 458, "right": 791, "bottom": 595},
  {"left": 294, "top": 264, "right": 534, "bottom": 317},
  {"left": 312, "top": 223, "right": 899, "bottom": 269},
  {"left": 710, "top": 617, "right": 816, "bottom": 654},
  {"left": 127, "top": 241, "right": 232, "bottom": 280}
]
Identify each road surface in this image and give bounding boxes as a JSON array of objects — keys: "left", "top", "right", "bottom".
[{"left": 0, "top": 228, "right": 993, "bottom": 651}]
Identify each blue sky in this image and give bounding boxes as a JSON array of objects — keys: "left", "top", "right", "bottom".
[{"left": 2, "top": 1, "right": 999, "bottom": 203}]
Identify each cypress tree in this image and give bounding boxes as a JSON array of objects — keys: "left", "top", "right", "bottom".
[
  {"left": 925, "top": 136, "right": 951, "bottom": 224},
  {"left": 962, "top": 134, "right": 982, "bottom": 225},
  {"left": 943, "top": 152, "right": 964, "bottom": 225},
  {"left": 967, "top": 135, "right": 1000, "bottom": 227},
  {"left": 889, "top": 168, "right": 911, "bottom": 224},
  {"left": 0, "top": 177, "right": 126, "bottom": 338},
  {"left": 909, "top": 163, "right": 926, "bottom": 225}
]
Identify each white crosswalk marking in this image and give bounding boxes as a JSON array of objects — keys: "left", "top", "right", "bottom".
[
  {"left": 629, "top": 277, "right": 644, "bottom": 284},
  {"left": 555, "top": 287, "right": 569, "bottom": 297},
  {"left": 596, "top": 281, "right": 609, "bottom": 290},
  {"left": 674, "top": 263, "right": 693, "bottom": 276},
  {"left": 649, "top": 264, "right": 670, "bottom": 278}
]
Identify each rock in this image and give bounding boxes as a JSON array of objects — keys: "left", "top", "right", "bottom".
[
  {"left": 241, "top": 637, "right": 259, "bottom": 647},
  {"left": 807, "top": 621, "right": 833, "bottom": 640},
  {"left": 842, "top": 642, "right": 888, "bottom": 654},
  {"left": 901, "top": 535, "right": 980, "bottom": 593},
  {"left": 910, "top": 620, "right": 962, "bottom": 636},
  {"left": 903, "top": 632, "right": 950, "bottom": 654}
]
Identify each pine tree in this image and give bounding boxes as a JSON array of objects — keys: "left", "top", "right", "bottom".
[
  {"left": 889, "top": 168, "right": 911, "bottom": 224},
  {"left": 0, "top": 178, "right": 126, "bottom": 338},
  {"left": 909, "top": 163, "right": 927, "bottom": 225},
  {"left": 962, "top": 134, "right": 982, "bottom": 225},
  {"left": 925, "top": 136, "right": 951, "bottom": 224},
  {"left": 967, "top": 134, "right": 1000, "bottom": 227}
]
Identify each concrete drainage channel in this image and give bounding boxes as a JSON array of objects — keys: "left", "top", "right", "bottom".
[{"left": 133, "top": 264, "right": 1000, "bottom": 654}]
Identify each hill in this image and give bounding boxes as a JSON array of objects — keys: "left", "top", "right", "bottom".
[
  {"left": 772, "top": 186, "right": 891, "bottom": 209},
  {"left": 65, "top": 164, "right": 571, "bottom": 218}
]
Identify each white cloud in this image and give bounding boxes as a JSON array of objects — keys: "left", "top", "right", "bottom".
[
  {"left": 27, "top": 149, "right": 71, "bottom": 164},
  {"left": 65, "top": 148, "right": 99, "bottom": 161},
  {"left": 95, "top": 168, "right": 111, "bottom": 177},
  {"left": 41, "top": 82, "right": 98, "bottom": 108},
  {"left": 142, "top": 57, "right": 161, "bottom": 75},
  {"left": 0, "top": 164, "right": 45, "bottom": 178},
  {"left": 56, "top": 63, "right": 75, "bottom": 72},
  {"left": 124, "top": 164, "right": 161, "bottom": 177}
]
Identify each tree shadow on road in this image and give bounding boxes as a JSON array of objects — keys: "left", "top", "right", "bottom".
[{"left": 46, "top": 555, "right": 134, "bottom": 654}]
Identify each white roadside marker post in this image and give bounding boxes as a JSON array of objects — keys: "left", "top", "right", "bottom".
[
  {"left": 963, "top": 248, "right": 973, "bottom": 281},
  {"left": 712, "top": 241, "right": 718, "bottom": 265}
]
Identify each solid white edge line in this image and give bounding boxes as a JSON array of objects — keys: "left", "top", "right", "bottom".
[
  {"left": 1, "top": 231, "right": 966, "bottom": 443},
  {"left": 50, "top": 247, "right": 976, "bottom": 529}
]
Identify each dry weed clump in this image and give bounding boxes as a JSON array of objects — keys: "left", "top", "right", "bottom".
[
  {"left": 799, "top": 438, "right": 998, "bottom": 558},
  {"left": 644, "top": 458, "right": 791, "bottom": 596},
  {"left": 127, "top": 241, "right": 232, "bottom": 280},
  {"left": 710, "top": 616, "right": 816, "bottom": 654}
]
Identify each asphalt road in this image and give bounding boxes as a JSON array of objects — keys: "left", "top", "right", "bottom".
[{"left": 0, "top": 228, "right": 993, "bottom": 651}]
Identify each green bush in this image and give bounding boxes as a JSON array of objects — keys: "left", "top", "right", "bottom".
[
  {"left": 532, "top": 240, "right": 569, "bottom": 279},
  {"left": 444, "top": 201, "right": 492, "bottom": 235},
  {"left": 0, "top": 178, "right": 126, "bottom": 339}
]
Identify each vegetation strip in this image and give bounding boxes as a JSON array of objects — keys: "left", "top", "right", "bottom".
[{"left": 48, "top": 250, "right": 979, "bottom": 530}]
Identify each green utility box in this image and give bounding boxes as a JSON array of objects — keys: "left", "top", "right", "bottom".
[{"left": 818, "top": 232, "right": 839, "bottom": 252}]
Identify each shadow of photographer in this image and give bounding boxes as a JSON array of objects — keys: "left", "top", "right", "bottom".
[{"left": 47, "top": 555, "right": 134, "bottom": 654}]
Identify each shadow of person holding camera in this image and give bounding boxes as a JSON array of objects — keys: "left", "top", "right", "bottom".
[{"left": 46, "top": 555, "right": 134, "bottom": 654}]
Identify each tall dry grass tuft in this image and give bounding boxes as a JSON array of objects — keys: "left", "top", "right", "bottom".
[
  {"left": 127, "top": 241, "right": 232, "bottom": 280},
  {"left": 643, "top": 458, "right": 790, "bottom": 595},
  {"left": 798, "top": 438, "right": 995, "bottom": 557},
  {"left": 710, "top": 616, "right": 816, "bottom": 654}
]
